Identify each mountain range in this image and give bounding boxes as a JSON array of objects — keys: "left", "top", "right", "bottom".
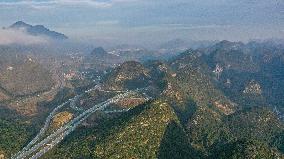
[
  {"left": 43, "top": 40, "right": 284, "bottom": 158},
  {"left": 0, "top": 40, "right": 283, "bottom": 159}
]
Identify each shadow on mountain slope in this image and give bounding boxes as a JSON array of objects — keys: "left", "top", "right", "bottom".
[{"left": 158, "top": 121, "right": 203, "bottom": 159}]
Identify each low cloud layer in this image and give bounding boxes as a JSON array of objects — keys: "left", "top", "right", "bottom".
[{"left": 0, "top": 28, "right": 50, "bottom": 45}]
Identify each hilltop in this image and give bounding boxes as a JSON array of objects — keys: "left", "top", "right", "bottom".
[{"left": 8, "top": 21, "right": 68, "bottom": 40}]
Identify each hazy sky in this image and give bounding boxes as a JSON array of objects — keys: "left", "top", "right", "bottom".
[{"left": 0, "top": 0, "right": 283, "bottom": 45}]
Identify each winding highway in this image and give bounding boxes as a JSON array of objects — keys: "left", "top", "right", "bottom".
[
  {"left": 11, "top": 85, "right": 101, "bottom": 159},
  {"left": 12, "top": 87, "right": 148, "bottom": 159},
  {"left": 11, "top": 100, "right": 70, "bottom": 158}
]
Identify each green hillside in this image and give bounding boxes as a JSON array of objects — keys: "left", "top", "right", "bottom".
[
  {"left": 44, "top": 100, "right": 201, "bottom": 159},
  {"left": 102, "top": 61, "right": 151, "bottom": 90},
  {"left": 0, "top": 119, "right": 35, "bottom": 158}
]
